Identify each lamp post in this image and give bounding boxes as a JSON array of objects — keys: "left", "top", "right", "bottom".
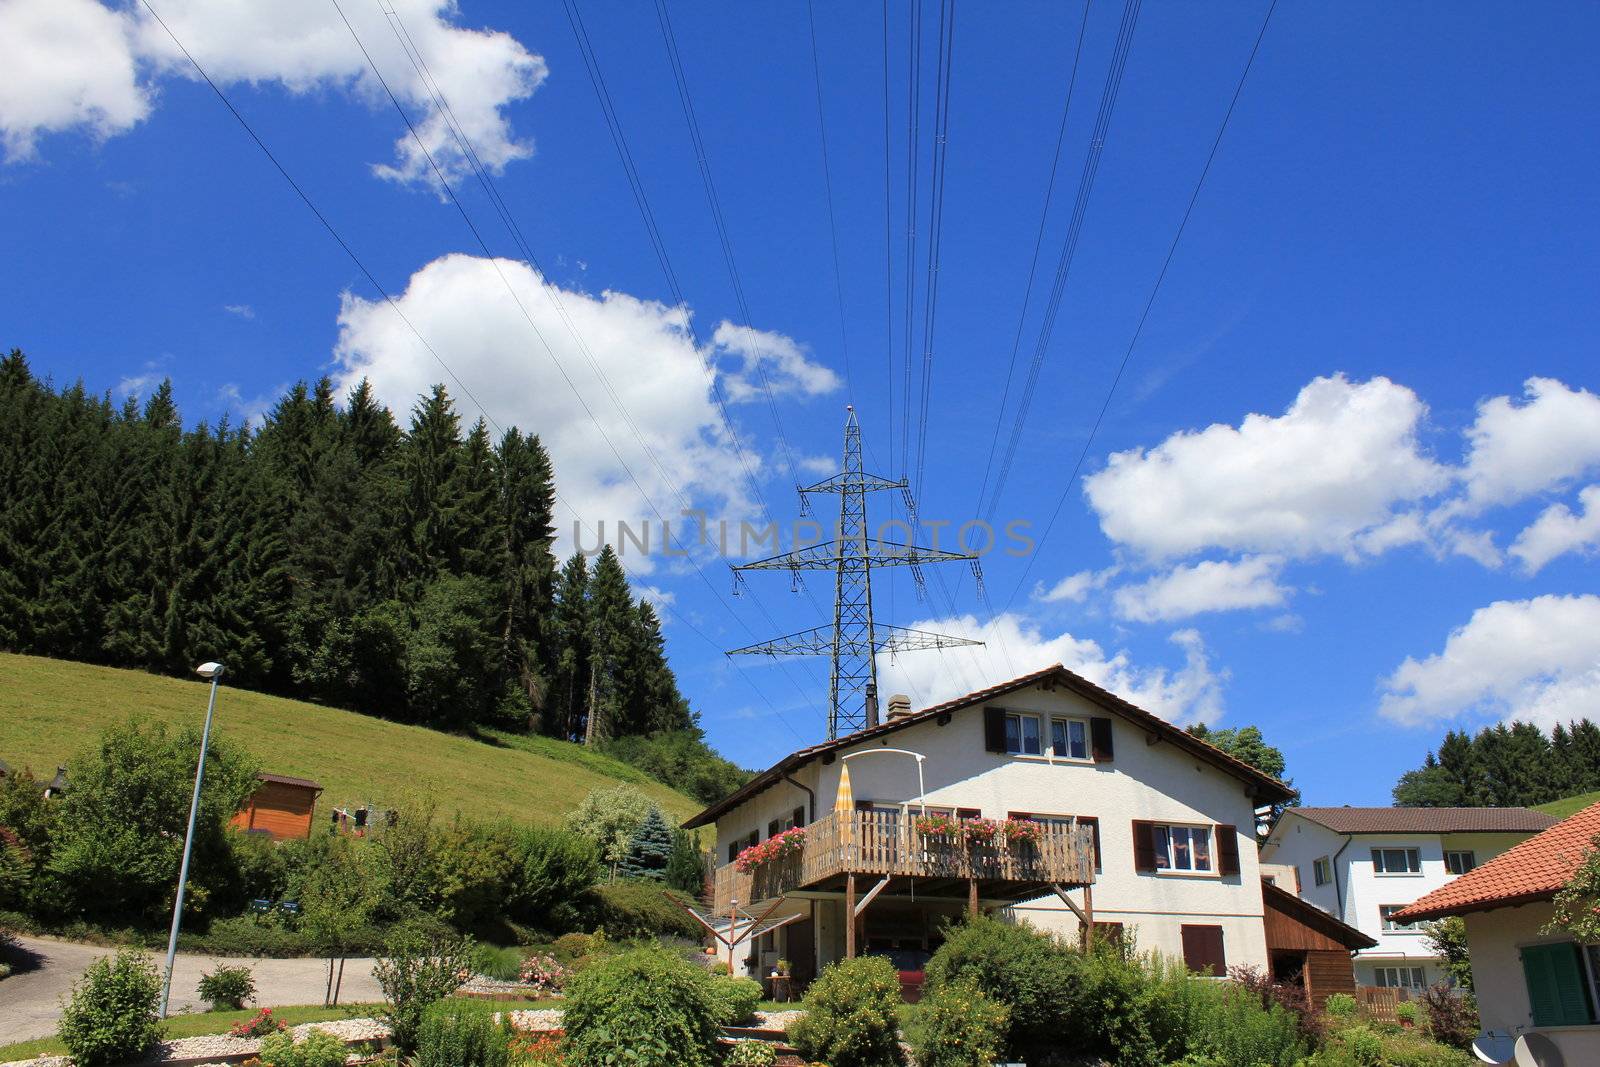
[{"left": 159, "top": 661, "right": 224, "bottom": 1019}]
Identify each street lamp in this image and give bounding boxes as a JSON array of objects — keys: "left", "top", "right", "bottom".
[{"left": 159, "top": 661, "right": 224, "bottom": 1018}]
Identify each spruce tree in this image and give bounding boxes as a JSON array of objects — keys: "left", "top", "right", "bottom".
[
  {"left": 585, "top": 546, "right": 635, "bottom": 745},
  {"left": 665, "top": 827, "right": 706, "bottom": 895},
  {"left": 617, "top": 807, "right": 674, "bottom": 881},
  {"left": 551, "top": 552, "right": 591, "bottom": 742}
]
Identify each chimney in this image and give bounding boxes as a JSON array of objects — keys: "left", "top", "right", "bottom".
[{"left": 887, "top": 694, "right": 913, "bottom": 723}]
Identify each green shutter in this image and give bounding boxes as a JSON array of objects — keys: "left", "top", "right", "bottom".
[{"left": 1521, "top": 943, "right": 1595, "bottom": 1027}]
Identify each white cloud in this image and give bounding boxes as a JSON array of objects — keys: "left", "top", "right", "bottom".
[
  {"left": 1458, "top": 378, "right": 1600, "bottom": 511},
  {"left": 1035, "top": 565, "right": 1121, "bottom": 604},
  {"left": 332, "top": 253, "right": 803, "bottom": 569},
  {"left": 0, "top": 0, "right": 150, "bottom": 161},
  {"left": 1084, "top": 375, "right": 1449, "bottom": 562},
  {"left": 3, "top": 0, "right": 545, "bottom": 189},
  {"left": 712, "top": 322, "right": 840, "bottom": 403},
  {"left": 876, "top": 613, "right": 1226, "bottom": 727},
  {"left": 1510, "top": 486, "right": 1600, "bottom": 574},
  {"left": 115, "top": 371, "right": 161, "bottom": 399},
  {"left": 1113, "top": 556, "right": 1289, "bottom": 623},
  {"left": 223, "top": 303, "right": 255, "bottom": 320},
  {"left": 1379, "top": 594, "right": 1600, "bottom": 728}
]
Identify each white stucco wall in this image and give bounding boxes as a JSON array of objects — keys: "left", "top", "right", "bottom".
[{"left": 713, "top": 680, "right": 1271, "bottom": 972}]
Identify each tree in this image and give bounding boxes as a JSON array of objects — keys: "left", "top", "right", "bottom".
[
  {"left": 617, "top": 808, "right": 673, "bottom": 881},
  {"left": 665, "top": 828, "right": 706, "bottom": 895},
  {"left": 299, "top": 834, "right": 376, "bottom": 1006},
  {"left": 1422, "top": 917, "right": 1473, "bottom": 993},
  {"left": 565, "top": 786, "right": 654, "bottom": 873},
  {"left": 1547, "top": 834, "right": 1600, "bottom": 945},
  {"left": 584, "top": 547, "right": 635, "bottom": 745},
  {"left": 1186, "top": 723, "right": 1299, "bottom": 832},
  {"left": 550, "top": 552, "right": 591, "bottom": 743}
]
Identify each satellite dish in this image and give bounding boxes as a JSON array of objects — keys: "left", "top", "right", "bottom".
[
  {"left": 1472, "top": 1032, "right": 1515, "bottom": 1065},
  {"left": 1514, "top": 1031, "right": 1564, "bottom": 1067}
]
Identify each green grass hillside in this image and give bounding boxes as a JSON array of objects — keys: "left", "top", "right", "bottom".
[
  {"left": 0, "top": 652, "right": 701, "bottom": 826},
  {"left": 1536, "top": 791, "right": 1600, "bottom": 821}
]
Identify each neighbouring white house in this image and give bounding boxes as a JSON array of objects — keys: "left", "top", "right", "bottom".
[
  {"left": 1394, "top": 800, "right": 1600, "bottom": 1064},
  {"left": 682, "top": 663, "right": 1298, "bottom": 994},
  {"left": 1259, "top": 805, "right": 1557, "bottom": 993}
]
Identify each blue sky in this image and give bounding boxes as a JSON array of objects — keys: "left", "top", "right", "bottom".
[{"left": 3, "top": 0, "right": 1599, "bottom": 805}]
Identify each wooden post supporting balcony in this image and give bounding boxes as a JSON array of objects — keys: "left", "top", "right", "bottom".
[
  {"left": 967, "top": 877, "right": 978, "bottom": 917},
  {"left": 845, "top": 873, "right": 857, "bottom": 959}
]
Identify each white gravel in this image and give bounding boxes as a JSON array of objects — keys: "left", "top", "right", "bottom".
[{"left": 0, "top": 1018, "right": 389, "bottom": 1067}]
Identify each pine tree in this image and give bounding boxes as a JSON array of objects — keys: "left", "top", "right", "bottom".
[
  {"left": 493, "top": 429, "right": 557, "bottom": 729},
  {"left": 585, "top": 546, "right": 635, "bottom": 745},
  {"left": 665, "top": 827, "right": 706, "bottom": 895},
  {"left": 617, "top": 807, "right": 673, "bottom": 881},
  {"left": 551, "top": 552, "right": 591, "bottom": 742}
]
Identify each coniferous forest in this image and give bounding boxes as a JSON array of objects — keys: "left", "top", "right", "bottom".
[
  {"left": 1392, "top": 719, "right": 1600, "bottom": 808},
  {"left": 0, "top": 351, "right": 739, "bottom": 792}
]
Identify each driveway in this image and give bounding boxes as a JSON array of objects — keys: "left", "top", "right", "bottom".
[{"left": 0, "top": 935, "right": 381, "bottom": 1045}]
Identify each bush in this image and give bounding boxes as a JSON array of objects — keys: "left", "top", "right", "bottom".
[
  {"left": 912, "top": 979, "right": 1009, "bottom": 1067},
  {"left": 518, "top": 954, "right": 569, "bottom": 993},
  {"left": 415, "top": 1001, "right": 511, "bottom": 1067},
  {"left": 514, "top": 827, "right": 601, "bottom": 931},
  {"left": 1343, "top": 1025, "right": 1383, "bottom": 1066},
  {"left": 256, "top": 1027, "right": 350, "bottom": 1067},
  {"left": 1228, "top": 964, "right": 1325, "bottom": 1045},
  {"left": 724, "top": 1040, "right": 779, "bottom": 1066},
  {"left": 791, "top": 956, "right": 907, "bottom": 1067},
  {"left": 374, "top": 928, "right": 475, "bottom": 1053},
  {"left": 706, "top": 975, "right": 763, "bottom": 1025},
  {"left": 1396, "top": 1000, "right": 1420, "bottom": 1025},
  {"left": 1324, "top": 992, "right": 1357, "bottom": 1019},
  {"left": 922, "top": 915, "right": 1079, "bottom": 1060},
  {"left": 198, "top": 963, "right": 256, "bottom": 1010},
  {"left": 229, "top": 1007, "right": 287, "bottom": 1038},
  {"left": 565, "top": 786, "right": 655, "bottom": 868},
  {"left": 1421, "top": 983, "right": 1477, "bottom": 1049},
  {"left": 581, "top": 881, "right": 701, "bottom": 939},
  {"left": 472, "top": 943, "right": 526, "bottom": 982},
  {"left": 1186, "top": 980, "right": 1309, "bottom": 1067},
  {"left": 57, "top": 949, "right": 165, "bottom": 1067},
  {"left": 563, "top": 945, "right": 721, "bottom": 1067}
]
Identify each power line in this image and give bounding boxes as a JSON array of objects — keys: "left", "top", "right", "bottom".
[
  {"left": 881, "top": 0, "right": 895, "bottom": 482},
  {"left": 804, "top": 0, "right": 854, "bottom": 408},
  {"left": 911, "top": 0, "right": 956, "bottom": 501},
  {"left": 1001, "top": 0, "right": 1279, "bottom": 613},
  {"left": 138, "top": 0, "right": 816, "bottom": 742}
]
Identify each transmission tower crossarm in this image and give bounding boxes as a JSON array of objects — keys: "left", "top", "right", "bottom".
[
  {"left": 876, "top": 624, "right": 985, "bottom": 652},
  {"left": 800, "top": 471, "right": 906, "bottom": 494},
  {"left": 734, "top": 539, "right": 976, "bottom": 572},
  {"left": 726, "top": 622, "right": 982, "bottom": 659}
]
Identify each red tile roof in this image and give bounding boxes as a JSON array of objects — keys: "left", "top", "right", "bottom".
[
  {"left": 1292, "top": 806, "right": 1558, "bottom": 835},
  {"left": 683, "top": 662, "right": 1295, "bottom": 828},
  {"left": 1394, "top": 801, "right": 1600, "bottom": 923}
]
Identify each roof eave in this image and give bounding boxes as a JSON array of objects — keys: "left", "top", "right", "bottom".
[{"left": 1395, "top": 888, "right": 1560, "bottom": 925}]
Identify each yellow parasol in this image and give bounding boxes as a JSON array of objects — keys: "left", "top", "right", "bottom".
[{"left": 834, "top": 761, "right": 855, "bottom": 859}]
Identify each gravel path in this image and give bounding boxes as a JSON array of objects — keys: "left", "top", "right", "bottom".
[{"left": 0, "top": 935, "right": 381, "bottom": 1045}]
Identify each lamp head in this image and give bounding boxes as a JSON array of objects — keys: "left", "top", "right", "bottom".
[{"left": 195, "top": 662, "right": 225, "bottom": 679}]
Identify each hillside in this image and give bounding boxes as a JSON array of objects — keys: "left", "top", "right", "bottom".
[
  {"left": 1536, "top": 791, "right": 1600, "bottom": 821},
  {"left": 0, "top": 652, "right": 702, "bottom": 826}
]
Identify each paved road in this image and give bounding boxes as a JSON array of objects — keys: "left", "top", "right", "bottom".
[{"left": 0, "top": 935, "right": 382, "bottom": 1045}]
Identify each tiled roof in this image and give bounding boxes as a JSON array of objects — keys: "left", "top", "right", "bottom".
[
  {"left": 683, "top": 662, "right": 1296, "bottom": 829},
  {"left": 1394, "top": 801, "right": 1600, "bottom": 923},
  {"left": 257, "top": 771, "right": 323, "bottom": 792},
  {"left": 1291, "top": 806, "right": 1558, "bottom": 835}
]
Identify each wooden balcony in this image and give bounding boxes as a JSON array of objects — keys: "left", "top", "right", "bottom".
[{"left": 710, "top": 810, "right": 1096, "bottom": 912}]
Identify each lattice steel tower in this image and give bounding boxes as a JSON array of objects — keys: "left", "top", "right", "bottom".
[{"left": 729, "top": 407, "right": 982, "bottom": 739}]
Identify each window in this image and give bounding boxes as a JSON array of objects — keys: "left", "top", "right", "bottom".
[
  {"left": 1050, "top": 717, "right": 1090, "bottom": 760},
  {"left": 1373, "top": 966, "right": 1427, "bottom": 990},
  {"left": 1005, "top": 712, "right": 1042, "bottom": 756},
  {"left": 1180, "top": 924, "right": 1227, "bottom": 976},
  {"left": 1312, "top": 856, "right": 1331, "bottom": 886},
  {"left": 1371, "top": 847, "right": 1421, "bottom": 875},
  {"left": 1380, "top": 905, "right": 1418, "bottom": 933},
  {"left": 1445, "top": 850, "right": 1476, "bottom": 875},
  {"left": 1154, "top": 824, "right": 1213, "bottom": 873},
  {"left": 1522, "top": 942, "right": 1597, "bottom": 1027}
]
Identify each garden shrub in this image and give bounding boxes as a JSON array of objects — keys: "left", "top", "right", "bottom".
[
  {"left": 256, "top": 1027, "right": 350, "bottom": 1067},
  {"left": 374, "top": 928, "right": 475, "bottom": 1053},
  {"left": 1184, "top": 979, "right": 1309, "bottom": 1067},
  {"left": 514, "top": 827, "right": 601, "bottom": 931},
  {"left": 1324, "top": 992, "right": 1357, "bottom": 1019},
  {"left": 1421, "top": 982, "right": 1478, "bottom": 1049},
  {"left": 1396, "top": 1000, "right": 1420, "bottom": 1025},
  {"left": 472, "top": 943, "right": 526, "bottom": 982},
  {"left": 791, "top": 955, "right": 907, "bottom": 1067},
  {"left": 563, "top": 944, "right": 721, "bottom": 1067},
  {"left": 922, "top": 915, "right": 1080, "bottom": 1060},
  {"left": 229, "top": 1007, "right": 287, "bottom": 1038},
  {"left": 198, "top": 963, "right": 256, "bottom": 1010},
  {"left": 706, "top": 975, "right": 763, "bottom": 1025},
  {"left": 415, "top": 1001, "right": 512, "bottom": 1067},
  {"left": 911, "top": 979, "right": 1009, "bottom": 1067},
  {"left": 580, "top": 881, "right": 701, "bottom": 939},
  {"left": 1343, "top": 1025, "right": 1383, "bottom": 1066},
  {"left": 518, "top": 953, "right": 569, "bottom": 993},
  {"left": 1228, "top": 964, "right": 1325, "bottom": 1045},
  {"left": 724, "top": 1040, "right": 779, "bottom": 1066},
  {"left": 57, "top": 949, "right": 164, "bottom": 1067}
]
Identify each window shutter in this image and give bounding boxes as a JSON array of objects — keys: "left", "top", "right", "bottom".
[
  {"left": 1216, "top": 824, "right": 1240, "bottom": 876},
  {"left": 1132, "top": 820, "right": 1157, "bottom": 872},
  {"left": 1522, "top": 943, "right": 1596, "bottom": 1027},
  {"left": 1090, "top": 717, "right": 1115, "bottom": 762},
  {"left": 1180, "top": 925, "right": 1227, "bottom": 976},
  {"left": 984, "top": 707, "right": 1008, "bottom": 753},
  {"left": 767, "top": 819, "right": 781, "bottom": 839},
  {"left": 793, "top": 806, "right": 807, "bottom": 827},
  {"left": 1081, "top": 816, "right": 1102, "bottom": 870}
]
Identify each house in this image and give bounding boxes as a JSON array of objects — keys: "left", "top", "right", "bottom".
[
  {"left": 1259, "top": 805, "right": 1557, "bottom": 994},
  {"left": 229, "top": 772, "right": 323, "bottom": 840},
  {"left": 683, "top": 663, "right": 1296, "bottom": 988},
  {"left": 1394, "top": 800, "right": 1600, "bottom": 1063}
]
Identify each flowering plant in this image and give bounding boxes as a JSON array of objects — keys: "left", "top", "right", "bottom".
[
  {"left": 1000, "top": 818, "right": 1044, "bottom": 844},
  {"left": 508, "top": 1030, "right": 566, "bottom": 1065},
  {"left": 518, "top": 954, "right": 569, "bottom": 993},
  {"left": 961, "top": 817, "right": 1001, "bottom": 844},
  {"left": 914, "top": 812, "right": 961, "bottom": 838},
  {"left": 229, "top": 1007, "right": 287, "bottom": 1038},
  {"left": 734, "top": 826, "right": 807, "bottom": 873}
]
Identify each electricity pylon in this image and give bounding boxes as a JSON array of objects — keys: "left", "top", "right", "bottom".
[{"left": 729, "top": 406, "right": 982, "bottom": 739}]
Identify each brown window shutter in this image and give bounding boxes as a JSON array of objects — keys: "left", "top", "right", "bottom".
[
  {"left": 793, "top": 806, "right": 807, "bottom": 827},
  {"left": 956, "top": 807, "right": 981, "bottom": 820},
  {"left": 1132, "top": 820, "right": 1157, "bottom": 872},
  {"left": 1216, "top": 824, "right": 1241, "bottom": 876},
  {"left": 1090, "top": 717, "right": 1114, "bottom": 762},
  {"left": 1180, "top": 924, "right": 1227, "bottom": 976},
  {"left": 767, "top": 819, "right": 781, "bottom": 839},
  {"left": 1081, "top": 816, "right": 1102, "bottom": 870},
  {"left": 984, "top": 706, "right": 1008, "bottom": 753}
]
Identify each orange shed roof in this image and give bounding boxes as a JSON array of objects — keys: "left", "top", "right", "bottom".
[{"left": 1394, "top": 801, "right": 1600, "bottom": 923}]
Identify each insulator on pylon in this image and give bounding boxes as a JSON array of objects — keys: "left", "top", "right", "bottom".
[
  {"left": 731, "top": 570, "right": 745, "bottom": 597},
  {"left": 796, "top": 486, "right": 812, "bottom": 517},
  {"left": 971, "top": 560, "right": 986, "bottom": 598}
]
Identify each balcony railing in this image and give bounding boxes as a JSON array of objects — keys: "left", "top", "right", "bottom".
[{"left": 710, "top": 810, "right": 1096, "bottom": 911}]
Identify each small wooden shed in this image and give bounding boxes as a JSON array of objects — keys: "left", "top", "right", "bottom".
[
  {"left": 1262, "top": 879, "right": 1376, "bottom": 1009},
  {"left": 230, "top": 772, "right": 323, "bottom": 841}
]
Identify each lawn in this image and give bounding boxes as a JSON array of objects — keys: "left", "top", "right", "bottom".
[
  {"left": 0, "top": 652, "right": 701, "bottom": 826},
  {"left": 1535, "top": 790, "right": 1600, "bottom": 820}
]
